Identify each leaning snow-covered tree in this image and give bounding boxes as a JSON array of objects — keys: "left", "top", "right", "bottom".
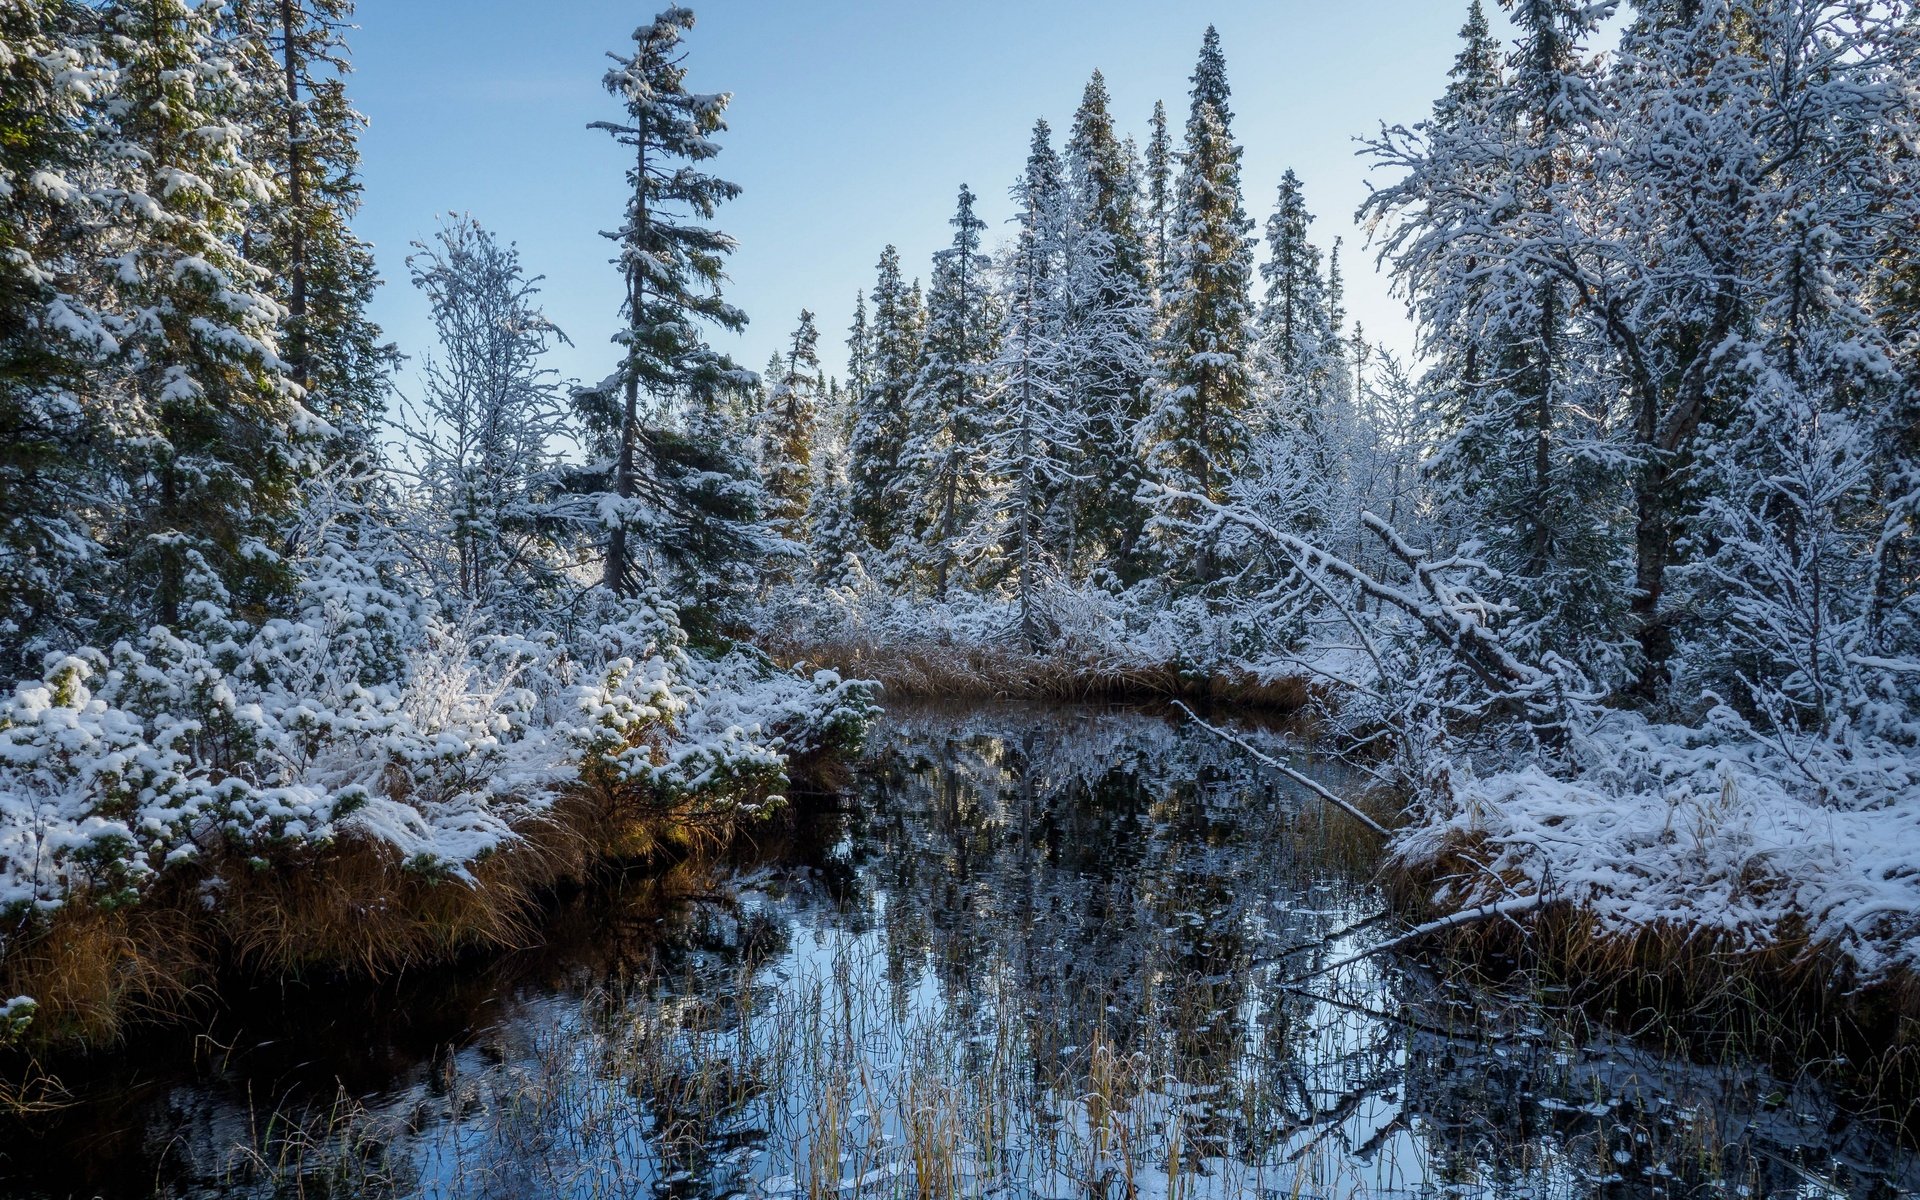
[{"left": 580, "top": 5, "right": 751, "bottom": 600}]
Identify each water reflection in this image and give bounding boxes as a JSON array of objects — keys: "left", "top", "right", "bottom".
[{"left": 0, "top": 702, "right": 1912, "bottom": 1198}]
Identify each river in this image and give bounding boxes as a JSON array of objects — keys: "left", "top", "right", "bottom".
[{"left": 1, "top": 702, "right": 1913, "bottom": 1198}]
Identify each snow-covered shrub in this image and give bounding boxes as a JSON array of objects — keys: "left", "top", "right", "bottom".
[
  {"left": 1393, "top": 706, "right": 1920, "bottom": 981},
  {"left": 0, "top": 566, "right": 874, "bottom": 936}
]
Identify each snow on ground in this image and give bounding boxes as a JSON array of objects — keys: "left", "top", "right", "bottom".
[{"left": 1393, "top": 707, "right": 1920, "bottom": 981}]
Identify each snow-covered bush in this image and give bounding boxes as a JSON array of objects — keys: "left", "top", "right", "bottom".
[
  {"left": 0, "top": 565, "right": 874, "bottom": 937},
  {"left": 1393, "top": 707, "right": 1920, "bottom": 981}
]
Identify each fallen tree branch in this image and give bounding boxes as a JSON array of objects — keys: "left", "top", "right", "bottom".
[
  {"left": 1156, "top": 486, "right": 1595, "bottom": 745},
  {"left": 1288, "top": 894, "right": 1548, "bottom": 982},
  {"left": 1172, "top": 701, "right": 1391, "bottom": 837}
]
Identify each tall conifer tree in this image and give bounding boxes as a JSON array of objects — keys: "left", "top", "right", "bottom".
[
  {"left": 100, "top": 0, "right": 305, "bottom": 627},
  {"left": 1141, "top": 26, "right": 1258, "bottom": 583},
  {"left": 847, "top": 245, "right": 922, "bottom": 558},
  {"left": 761, "top": 310, "right": 822, "bottom": 548},
  {"left": 905, "top": 185, "right": 1000, "bottom": 594},
  {"left": 0, "top": 1, "right": 116, "bottom": 667},
  {"left": 1145, "top": 98, "right": 1173, "bottom": 291},
  {"left": 1059, "top": 73, "right": 1157, "bottom": 576},
  {"left": 586, "top": 6, "right": 748, "bottom": 598},
  {"left": 223, "top": 0, "right": 394, "bottom": 454}
]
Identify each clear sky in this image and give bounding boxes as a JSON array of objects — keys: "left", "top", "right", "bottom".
[{"left": 348, "top": 1, "right": 1506, "bottom": 395}]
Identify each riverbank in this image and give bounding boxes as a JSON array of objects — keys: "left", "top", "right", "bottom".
[
  {"left": 1381, "top": 806, "right": 1917, "bottom": 1126},
  {"left": 0, "top": 751, "right": 814, "bottom": 1059},
  {"left": 0, "top": 742, "right": 870, "bottom": 1067},
  {"left": 0, "top": 595, "right": 878, "bottom": 1058},
  {"left": 754, "top": 580, "right": 1327, "bottom": 708},
  {"left": 1164, "top": 693, "right": 1920, "bottom": 1119}
]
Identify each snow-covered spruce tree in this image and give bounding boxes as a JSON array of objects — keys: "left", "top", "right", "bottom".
[
  {"left": 220, "top": 0, "right": 395, "bottom": 458},
  {"left": 1140, "top": 26, "right": 1259, "bottom": 589},
  {"left": 1251, "top": 168, "right": 1340, "bottom": 533},
  {"left": 1063, "top": 71, "right": 1156, "bottom": 578},
  {"left": 903, "top": 184, "right": 1000, "bottom": 595},
  {"left": 583, "top": 5, "right": 750, "bottom": 602},
  {"left": 806, "top": 444, "right": 861, "bottom": 589},
  {"left": 1364, "top": 0, "right": 1633, "bottom": 688},
  {"left": 0, "top": 0, "right": 117, "bottom": 673},
  {"left": 1145, "top": 98, "right": 1173, "bottom": 294},
  {"left": 1259, "top": 171, "right": 1332, "bottom": 388},
  {"left": 760, "top": 309, "right": 823, "bottom": 552},
  {"left": 656, "top": 371, "right": 782, "bottom": 621},
  {"left": 1324, "top": 237, "right": 1352, "bottom": 410},
  {"left": 847, "top": 244, "right": 922, "bottom": 564},
  {"left": 982, "top": 119, "right": 1072, "bottom": 641},
  {"left": 397, "top": 217, "right": 573, "bottom": 618},
  {"left": 96, "top": 0, "right": 308, "bottom": 631},
  {"left": 845, "top": 291, "right": 872, "bottom": 404}
]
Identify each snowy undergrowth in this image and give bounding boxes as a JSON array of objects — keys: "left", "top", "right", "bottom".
[
  {"left": 0, "top": 554, "right": 875, "bottom": 933},
  {"left": 1390, "top": 708, "right": 1920, "bottom": 982}
]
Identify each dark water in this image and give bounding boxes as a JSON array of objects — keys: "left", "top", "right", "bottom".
[{"left": 0, "top": 703, "right": 1913, "bottom": 1199}]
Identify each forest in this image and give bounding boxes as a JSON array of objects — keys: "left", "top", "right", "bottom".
[{"left": 0, "top": 0, "right": 1917, "bottom": 1195}]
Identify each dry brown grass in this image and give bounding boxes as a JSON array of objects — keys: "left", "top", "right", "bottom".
[
  {"left": 774, "top": 638, "right": 1311, "bottom": 710},
  {"left": 1385, "top": 832, "right": 1920, "bottom": 1122},
  {"left": 0, "top": 902, "right": 210, "bottom": 1052},
  {"left": 0, "top": 772, "right": 785, "bottom": 1056},
  {"left": 212, "top": 835, "right": 567, "bottom": 978}
]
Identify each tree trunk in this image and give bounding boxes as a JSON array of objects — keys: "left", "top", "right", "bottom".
[
  {"left": 605, "top": 118, "right": 647, "bottom": 596},
  {"left": 1018, "top": 372, "right": 1035, "bottom": 647}
]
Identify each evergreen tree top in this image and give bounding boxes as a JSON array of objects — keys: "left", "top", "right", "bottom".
[
  {"left": 1437, "top": 0, "right": 1503, "bottom": 122},
  {"left": 1068, "top": 70, "right": 1149, "bottom": 290},
  {"left": 1147, "top": 100, "right": 1171, "bottom": 191},
  {"left": 592, "top": 4, "right": 746, "bottom": 400},
  {"left": 597, "top": 8, "right": 733, "bottom": 164},
  {"left": 1068, "top": 72, "right": 1130, "bottom": 204},
  {"left": 788, "top": 308, "right": 820, "bottom": 361},
  {"left": 1506, "top": 0, "right": 1600, "bottom": 123},
  {"left": 1190, "top": 25, "right": 1232, "bottom": 128},
  {"left": 943, "top": 182, "right": 987, "bottom": 250},
  {"left": 1023, "top": 118, "right": 1063, "bottom": 197}
]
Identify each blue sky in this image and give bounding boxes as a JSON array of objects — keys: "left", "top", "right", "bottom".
[{"left": 349, "top": 1, "right": 1508, "bottom": 394}]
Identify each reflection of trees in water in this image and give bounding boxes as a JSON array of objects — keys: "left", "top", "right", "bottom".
[
  {"left": 824, "top": 704, "right": 1916, "bottom": 1198},
  {"left": 853, "top": 704, "right": 1403, "bottom": 1179},
  {"left": 1396, "top": 982, "right": 1917, "bottom": 1198}
]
